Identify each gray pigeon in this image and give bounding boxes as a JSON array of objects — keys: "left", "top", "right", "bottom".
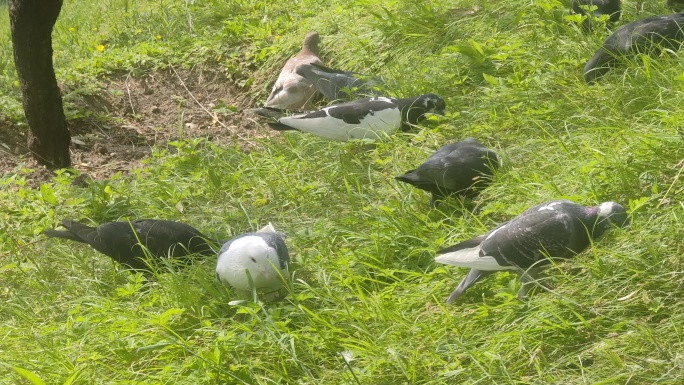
[
  {"left": 668, "top": 0, "right": 684, "bottom": 12},
  {"left": 215, "top": 223, "right": 289, "bottom": 296},
  {"left": 42, "top": 219, "right": 216, "bottom": 270},
  {"left": 268, "top": 94, "right": 446, "bottom": 141},
  {"left": 294, "top": 63, "right": 386, "bottom": 102},
  {"left": 264, "top": 32, "right": 322, "bottom": 109},
  {"left": 584, "top": 13, "right": 684, "bottom": 82},
  {"left": 395, "top": 138, "right": 498, "bottom": 207},
  {"left": 435, "top": 200, "right": 629, "bottom": 304},
  {"left": 571, "top": 0, "right": 621, "bottom": 30}
]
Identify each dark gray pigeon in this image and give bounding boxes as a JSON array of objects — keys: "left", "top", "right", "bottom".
[
  {"left": 584, "top": 13, "right": 684, "bottom": 82},
  {"left": 215, "top": 223, "right": 289, "bottom": 296},
  {"left": 268, "top": 94, "right": 446, "bottom": 141},
  {"left": 43, "top": 219, "right": 216, "bottom": 270},
  {"left": 435, "top": 200, "right": 629, "bottom": 304},
  {"left": 294, "top": 63, "right": 386, "bottom": 102},
  {"left": 571, "top": 0, "right": 621, "bottom": 30},
  {"left": 668, "top": 0, "right": 684, "bottom": 12},
  {"left": 395, "top": 138, "right": 498, "bottom": 207}
]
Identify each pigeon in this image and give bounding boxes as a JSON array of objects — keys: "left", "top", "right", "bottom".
[
  {"left": 264, "top": 32, "right": 322, "bottom": 110},
  {"left": 42, "top": 219, "right": 216, "bottom": 270},
  {"left": 267, "top": 93, "right": 446, "bottom": 141},
  {"left": 395, "top": 138, "right": 499, "bottom": 207},
  {"left": 668, "top": 0, "right": 684, "bottom": 12},
  {"left": 435, "top": 200, "right": 629, "bottom": 304},
  {"left": 584, "top": 13, "right": 684, "bottom": 82},
  {"left": 215, "top": 223, "right": 289, "bottom": 296},
  {"left": 294, "top": 63, "right": 386, "bottom": 102},
  {"left": 571, "top": 0, "right": 621, "bottom": 30}
]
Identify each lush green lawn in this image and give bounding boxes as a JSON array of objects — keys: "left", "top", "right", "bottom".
[{"left": 2, "top": 0, "right": 684, "bottom": 383}]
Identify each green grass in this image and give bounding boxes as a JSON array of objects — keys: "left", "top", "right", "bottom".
[{"left": 2, "top": 0, "right": 684, "bottom": 383}]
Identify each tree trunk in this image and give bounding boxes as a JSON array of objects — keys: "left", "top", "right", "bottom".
[{"left": 9, "top": 0, "right": 70, "bottom": 169}]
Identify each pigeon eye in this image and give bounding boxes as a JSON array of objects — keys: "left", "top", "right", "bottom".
[{"left": 250, "top": 257, "right": 257, "bottom": 263}]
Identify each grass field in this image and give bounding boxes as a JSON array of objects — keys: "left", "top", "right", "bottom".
[{"left": 2, "top": 0, "right": 684, "bottom": 383}]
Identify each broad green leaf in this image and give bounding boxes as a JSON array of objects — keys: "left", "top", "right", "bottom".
[{"left": 12, "top": 367, "right": 46, "bottom": 385}]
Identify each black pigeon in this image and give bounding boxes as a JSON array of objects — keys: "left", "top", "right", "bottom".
[
  {"left": 395, "top": 138, "right": 499, "bottom": 207},
  {"left": 435, "top": 200, "right": 629, "bottom": 304},
  {"left": 668, "top": 0, "right": 684, "bottom": 12},
  {"left": 294, "top": 63, "right": 386, "bottom": 102},
  {"left": 268, "top": 94, "right": 446, "bottom": 141},
  {"left": 584, "top": 13, "right": 684, "bottom": 82},
  {"left": 571, "top": 0, "right": 621, "bottom": 30},
  {"left": 43, "top": 219, "right": 216, "bottom": 270}
]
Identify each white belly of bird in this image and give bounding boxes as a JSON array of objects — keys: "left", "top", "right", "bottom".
[
  {"left": 217, "top": 258, "right": 286, "bottom": 292},
  {"left": 284, "top": 107, "right": 402, "bottom": 141}
]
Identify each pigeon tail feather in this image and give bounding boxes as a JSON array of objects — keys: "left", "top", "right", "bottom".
[
  {"left": 41, "top": 229, "right": 82, "bottom": 242},
  {"left": 267, "top": 122, "right": 299, "bottom": 131}
]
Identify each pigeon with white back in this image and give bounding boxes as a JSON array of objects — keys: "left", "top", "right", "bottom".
[
  {"left": 215, "top": 223, "right": 289, "bottom": 297},
  {"left": 267, "top": 93, "right": 446, "bottom": 141},
  {"left": 263, "top": 32, "right": 322, "bottom": 110},
  {"left": 42, "top": 219, "right": 216, "bottom": 270},
  {"left": 395, "top": 138, "right": 498, "bottom": 207},
  {"left": 295, "top": 63, "right": 386, "bottom": 102},
  {"left": 584, "top": 13, "right": 684, "bottom": 82},
  {"left": 435, "top": 200, "right": 629, "bottom": 304}
]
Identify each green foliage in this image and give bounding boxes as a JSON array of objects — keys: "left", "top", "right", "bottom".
[{"left": 2, "top": 0, "right": 684, "bottom": 383}]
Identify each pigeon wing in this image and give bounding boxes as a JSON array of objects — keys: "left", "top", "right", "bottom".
[{"left": 481, "top": 209, "right": 577, "bottom": 269}]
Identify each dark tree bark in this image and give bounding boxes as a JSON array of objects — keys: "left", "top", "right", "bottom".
[{"left": 9, "top": 0, "right": 70, "bottom": 168}]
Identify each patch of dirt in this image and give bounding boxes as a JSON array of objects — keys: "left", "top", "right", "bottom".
[{"left": 0, "top": 66, "right": 276, "bottom": 187}]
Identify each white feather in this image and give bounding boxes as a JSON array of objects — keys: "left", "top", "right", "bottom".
[
  {"left": 258, "top": 222, "right": 276, "bottom": 233},
  {"left": 435, "top": 245, "right": 514, "bottom": 271},
  {"left": 216, "top": 235, "right": 287, "bottom": 292},
  {"left": 278, "top": 106, "right": 401, "bottom": 141},
  {"left": 538, "top": 201, "right": 562, "bottom": 211},
  {"left": 597, "top": 201, "right": 616, "bottom": 217}
]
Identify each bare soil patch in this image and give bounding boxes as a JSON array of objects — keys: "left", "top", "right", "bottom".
[{"left": 0, "top": 66, "right": 274, "bottom": 187}]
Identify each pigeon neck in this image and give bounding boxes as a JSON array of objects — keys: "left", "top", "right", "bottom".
[
  {"left": 398, "top": 96, "right": 427, "bottom": 127},
  {"left": 581, "top": 206, "right": 612, "bottom": 238}
]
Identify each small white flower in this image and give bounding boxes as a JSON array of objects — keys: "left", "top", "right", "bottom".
[{"left": 340, "top": 350, "right": 354, "bottom": 363}]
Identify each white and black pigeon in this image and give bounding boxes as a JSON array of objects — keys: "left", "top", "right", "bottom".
[
  {"left": 263, "top": 32, "right": 322, "bottom": 110},
  {"left": 571, "top": 0, "right": 621, "bottom": 30},
  {"left": 215, "top": 223, "right": 289, "bottom": 297},
  {"left": 42, "top": 219, "right": 216, "bottom": 270},
  {"left": 395, "top": 138, "right": 499, "bottom": 207},
  {"left": 435, "top": 200, "right": 629, "bottom": 304},
  {"left": 584, "top": 13, "right": 684, "bottom": 82},
  {"left": 267, "top": 93, "right": 446, "bottom": 141},
  {"left": 294, "top": 63, "right": 386, "bottom": 102}
]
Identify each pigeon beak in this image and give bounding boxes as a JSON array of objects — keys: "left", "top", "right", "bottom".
[{"left": 261, "top": 269, "right": 271, "bottom": 281}]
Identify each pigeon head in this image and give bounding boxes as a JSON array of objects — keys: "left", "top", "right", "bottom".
[
  {"left": 401, "top": 93, "right": 446, "bottom": 127},
  {"left": 302, "top": 31, "right": 320, "bottom": 56},
  {"left": 418, "top": 93, "right": 446, "bottom": 115},
  {"left": 596, "top": 201, "right": 630, "bottom": 228}
]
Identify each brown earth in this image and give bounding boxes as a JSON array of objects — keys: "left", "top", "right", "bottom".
[{"left": 0, "top": 66, "right": 276, "bottom": 187}]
